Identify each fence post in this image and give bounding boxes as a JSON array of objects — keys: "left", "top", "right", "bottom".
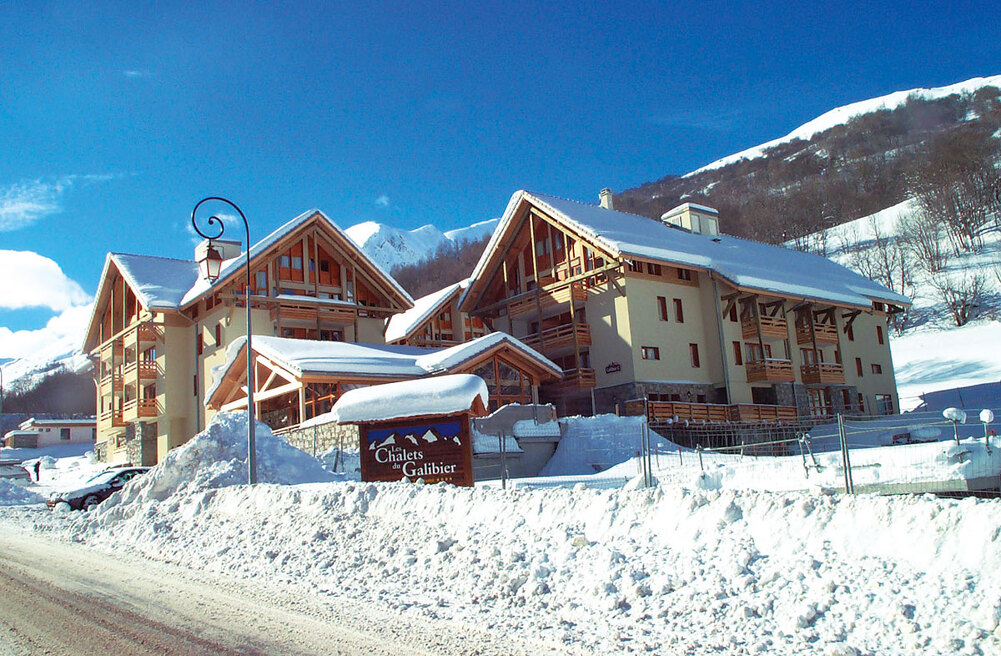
[
  {"left": 499, "top": 433, "right": 507, "bottom": 490},
  {"left": 837, "top": 413, "right": 854, "bottom": 494},
  {"left": 696, "top": 444, "right": 704, "bottom": 473}
]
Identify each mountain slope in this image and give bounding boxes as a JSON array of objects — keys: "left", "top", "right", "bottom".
[{"left": 345, "top": 218, "right": 498, "bottom": 273}]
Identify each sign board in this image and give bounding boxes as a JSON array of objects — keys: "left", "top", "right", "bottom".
[
  {"left": 605, "top": 362, "right": 621, "bottom": 374},
  {"left": 359, "top": 415, "right": 474, "bottom": 486}
]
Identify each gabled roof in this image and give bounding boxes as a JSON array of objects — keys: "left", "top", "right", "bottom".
[
  {"left": 461, "top": 190, "right": 911, "bottom": 312},
  {"left": 180, "top": 209, "right": 413, "bottom": 309},
  {"left": 82, "top": 253, "right": 201, "bottom": 351},
  {"left": 384, "top": 279, "right": 469, "bottom": 343},
  {"left": 206, "top": 332, "right": 562, "bottom": 408}
]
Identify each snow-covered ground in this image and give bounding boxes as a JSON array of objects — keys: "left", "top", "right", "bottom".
[{"left": 2, "top": 412, "right": 999, "bottom": 655}]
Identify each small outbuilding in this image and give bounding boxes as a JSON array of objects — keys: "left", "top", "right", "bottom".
[{"left": 330, "top": 374, "right": 488, "bottom": 486}]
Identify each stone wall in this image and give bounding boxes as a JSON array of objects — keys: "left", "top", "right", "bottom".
[
  {"left": 593, "top": 381, "right": 720, "bottom": 415},
  {"left": 280, "top": 422, "right": 359, "bottom": 458},
  {"left": 124, "top": 422, "right": 158, "bottom": 466}
]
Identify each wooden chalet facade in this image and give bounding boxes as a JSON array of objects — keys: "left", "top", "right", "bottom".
[
  {"left": 82, "top": 209, "right": 414, "bottom": 465},
  {"left": 384, "top": 279, "right": 488, "bottom": 347},
  {"left": 459, "top": 191, "right": 910, "bottom": 423}
]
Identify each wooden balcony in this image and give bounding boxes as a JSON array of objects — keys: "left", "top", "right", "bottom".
[
  {"left": 801, "top": 362, "right": 846, "bottom": 385},
  {"left": 273, "top": 305, "right": 319, "bottom": 323},
  {"left": 123, "top": 360, "right": 157, "bottom": 381},
  {"left": 508, "top": 283, "right": 587, "bottom": 319},
  {"left": 123, "top": 398, "right": 158, "bottom": 422},
  {"left": 745, "top": 358, "right": 795, "bottom": 383},
  {"left": 319, "top": 305, "right": 360, "bottom": 324},
  {"left": 100, "top": 373, "right": 123, "bottom": 394},
  {"left": 796, "top": 321, "right": 839, "bottom": 345},
  {"left": 135, "top": 323, "right": 159, "bottom": 344},
  {"left": 99, "top": 409, "right": 125, "bottom": 428},
  {"left": 541, "top": 367, "right": 596, "bottom": 394},
  {"left": 741, "top": 315, "right": 788, "bottom": 340},
  {"left": 520, "top": 323, "right": 591, "bottom": 354},
  {"left": 625, "top": 400, "right": 798, "bottom": 424},
  {"left": 731, "top": 403, "right": 798, "bottom": 423}
]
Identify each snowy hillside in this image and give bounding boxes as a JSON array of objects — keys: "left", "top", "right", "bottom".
[
  {"left": 345, "top": 218, "right": 497, "bottom": 272},
  {"left": 688, "top": 74, "right": 1001, "bottom": 175},
  {"left": 0, "top": 332, "right": 91, "bottom": 395}
]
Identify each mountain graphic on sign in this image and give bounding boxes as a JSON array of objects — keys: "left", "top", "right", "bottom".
[
  {"left": 370, "top": 434, "right": 397, "bottom": 450},
  {"left": 421, "top": 429, "right": 438, "bottom": 443},
  {"left": 405, "top": 434, "right": 419, "bottom": 445}
]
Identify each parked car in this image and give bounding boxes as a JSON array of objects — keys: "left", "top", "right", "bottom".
[{"left": 47, "top": 467, "right": 149, "bottom": 511}]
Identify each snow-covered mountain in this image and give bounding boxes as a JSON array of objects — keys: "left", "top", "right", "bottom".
[{"left": 345, "top": 218, "right": 498, "bottom": 272}]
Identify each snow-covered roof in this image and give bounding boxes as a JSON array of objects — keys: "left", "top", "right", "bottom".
[
  {"left": 331, "top": 374, "right": 488, "bottom": 424},
  {"left": 181, "top": 209, "right": 413, "bottom": 309},
  {"left": 206, "top": 332, "right": 561, "bottom": 407},
  {"left": 112, "top": 253, "right": 202, "bottom": 310},
  {"left": 462, "top": 190, "right": 911, "bottom": 311},
  {"left": 384, "top": 279, "right": 468, "bottom": 343}
]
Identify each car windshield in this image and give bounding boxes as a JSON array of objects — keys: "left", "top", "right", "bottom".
[{"left": 84, "top": 470, "right": 121, "bottom": 485}]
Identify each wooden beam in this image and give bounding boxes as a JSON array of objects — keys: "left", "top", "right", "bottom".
[{"left": 471, "top": 261, "right": 621, "bottom": 316}]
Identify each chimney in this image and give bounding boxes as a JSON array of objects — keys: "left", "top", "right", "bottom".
[
  {"left": 599, "top": 188, "right": 614, "bottom": 210},
  {"left": 195, "top": 238, "right": 243, "bottom": 263}
]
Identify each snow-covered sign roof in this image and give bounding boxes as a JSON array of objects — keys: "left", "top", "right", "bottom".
[
  {"left": 331, "top": 374, "right": 489, "bottom": 424},
  {"left": 462, "top": 190, "right": 911, "bottom": 311},
  {"left": 384, "top": 279, "right": 469, "bottom": 343}
]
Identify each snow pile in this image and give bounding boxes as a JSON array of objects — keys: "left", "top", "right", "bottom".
[
  {"left": 540, "top": 414, "right": 675, "bottom": 476},
  {"left": 94, "top": 412, "right": 334, "bottom": 510},
  {"left": 60, "top": 479, "right": 1001, "bottom": 654},
  {"left": 0, "top": 479, "right": 44, "bottom": 506},
  {"left": 332, "top": 374, "right": 488, "bottom": 424},
  {"left": 317, "top": 446, "right": 361, "bottom": 481}
]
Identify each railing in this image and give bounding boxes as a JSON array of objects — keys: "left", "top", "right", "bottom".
[
  {"left": 122, "top": 360, "right": 158, "bottom": 380},
  {"left": 801, "top": 362, "right": 846, "bottom": 385},
  {"left": 100, "top": 373, "right": 123, "bottom": 394},
  {"left": 745, "top": 358, "right": 795, "bottom": 383},
  {"left": 123, "top": 398, "right": 158, "bottom": 422},
  {"left": 624, "top": 400, "right": 798, "bottom": 424},
  {"left": 542, "top": 367, "right": 596, "bottom": 393},
  {"left": 741, "top": 315, "right": 788, "bottom": 340},
  {"left": 795, "top": 321, "right": 839, "bottom": 344},
  {"left": 99, "top": 409, "right": 125, "bottom": 427},
  {"left": 135, "top": 323, "right": 159, "bottom": 343},
  {"left": 508, "top": 283, "right": 587, "bottom": 319},
  {"left": 520, "top": 323, "right": 591, "bottom": 354}
]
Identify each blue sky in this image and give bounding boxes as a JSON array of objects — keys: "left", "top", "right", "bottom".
[{"left": 2, "top": 1, "right": 1000, "bottom": 356}]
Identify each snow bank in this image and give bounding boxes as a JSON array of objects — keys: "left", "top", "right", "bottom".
[
  {"left": 0, "top": 479, "right": 44, "bottom": 506},
  {"left": 540, "top": 414, "right": 676, "bottom": 476},
  {"left": 93, "top": 412, "right": 333, "bottom": 512},
  {"left": 62, "top": 478, "right": 1001, "bottom": 654}
]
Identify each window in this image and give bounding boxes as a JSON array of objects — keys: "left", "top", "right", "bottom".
[
  {"left": 628, "top": 261, "right": 642, "bottom": 273},
  {"left": 280, "top": 255, "right": 290, "bottom": 268},
  {"left": 673, "top": 298, "right": 684, "bottom": 323},
  {"left": 855, "top": 357, "right": 864, "bottom": 377},
  {"left": 60, "top": 428, "right": 70, "bottom": 441},
  {"left": 690, "top": 344, "right": 700, "bottom": 368},
  {"left": 291, "top": 256, "right": 303, "bottom": 270},
  {"left": 255, "top": 271, "right": 267, "bottom": 291},
  {"left": 553, "top": 237, "right": 563, "bottom": 251},
  {"left": 646, "top": 263, "right": 662, "bottom": 276},
  {"left": 641, "top": 346, "right": 660, "bottom": 360},
  {"left": 871, "top": 363, "right": 883, "bottom": 374},
  {"left": 657, "top": 296, "right": 669, "bottom": 321},
  {"left": 876, "top": 325, "right": 885, "bottom": 345},
  {"left": 196, "top": 333, "right": 203, "bottom": 356},
  {"left": 320, "top": 260, "right": 330, "bottom": 272},
  {"left": 535, "top": 239, "right": 549, "bottom": 256},
  {"left": 677, "top": 268, "right": 692, "bottom": 281},
  {"left": 733, "top": 341, "right": 743, "bottom": 365},
  {"left": 215, "top": 323, "right": 223, "bottom": 346},
  {"left": 875, "top": 394, "right": 894, "bottom": 415},
  {"left": 728, "top": 305, "right": 738, "bottom": 322}
]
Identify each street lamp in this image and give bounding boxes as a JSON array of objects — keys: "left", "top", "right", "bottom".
[{"left": 191, "top": 197, "right": 257, "bottom": 485}]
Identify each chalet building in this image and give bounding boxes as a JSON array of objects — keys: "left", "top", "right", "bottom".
[
  {"left": 82, "top": 209, "right": 414, "bottom": 465},
  {"left": 205, "top": 332, "right": 562, "bottom": 428},
  {"left": 384, "top": 279, "right": 489, "bottom": 347},
  {"left": 458, "top": 190, "right": 910, "bottom": 422}
]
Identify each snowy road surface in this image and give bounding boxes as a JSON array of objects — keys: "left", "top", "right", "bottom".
[{"left": 0, "top": 527, "right": 573, "bottom": 656}]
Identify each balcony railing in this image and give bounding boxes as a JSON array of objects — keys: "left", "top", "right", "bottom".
[
  {"left": 123, "top": 360, "right": 158, "bottom": 380},
  {"left": 123, "top": 398, "right": 158, "bottom": 422},
  {"left": 542, "top": 367, "right": 596, "bottom": 394},
  {"left": 801, "top": 362, "right": 846, "bottom": 385},
  {"left": 520, "top": 323, "right": 591, "bottom": 354},
  {"left": 135, "top": 323, "right": 159, "bottom": 344},
  {"left": 100, "top": 373, "right": 123, "bottom": 394},
  {"left": 796, "top": 321, "right": 839, "bottom": 345},
  {"left": 508, "top": 283, "right": 587, "bottom": 319},
  {"left": 741, "top": 315, "right": 788, "bottom": 340},
  {"left": 624, "top": 400, "right": 798, "bottom": 424},
  {"left": 745, "top": 358, "right": 795, "bottom": 383},
  {"left": 99, "top": 409, "right": 125, "bottom": 428}
]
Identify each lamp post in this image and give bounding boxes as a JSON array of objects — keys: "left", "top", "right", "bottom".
[{"left": 191, "top": 197, "right": 257, "bottom": 485}]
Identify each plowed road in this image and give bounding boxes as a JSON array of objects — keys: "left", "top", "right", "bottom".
[{"left": 0, "top": 529, "right": 568, "bottom": 656}]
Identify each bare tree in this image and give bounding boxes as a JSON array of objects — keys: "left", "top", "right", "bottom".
[
  {"left": 898, "top": 208, "right": 949, "bottom": 273},
  {"left": 927, "top": 271, "right": 986, "bottom": 326}
]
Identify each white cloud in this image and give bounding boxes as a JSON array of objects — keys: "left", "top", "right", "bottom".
[
  {"left": 375, "top": 195, "right": 390, "bottom": 207},
  {"left": 0, "top": 250, "right": 90, "bottom": 311},
  {"left": 123, "top": 69, "right": 148, "bottom": 78},
  {"left": 0, "top": 175, "right": 116, "bottom": 232},
  {"left": 185, "top": 211, "right": 245, "bottom": 245},
  {"left": 0, "top": 304, "right": 92, "bottom": 360}
]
